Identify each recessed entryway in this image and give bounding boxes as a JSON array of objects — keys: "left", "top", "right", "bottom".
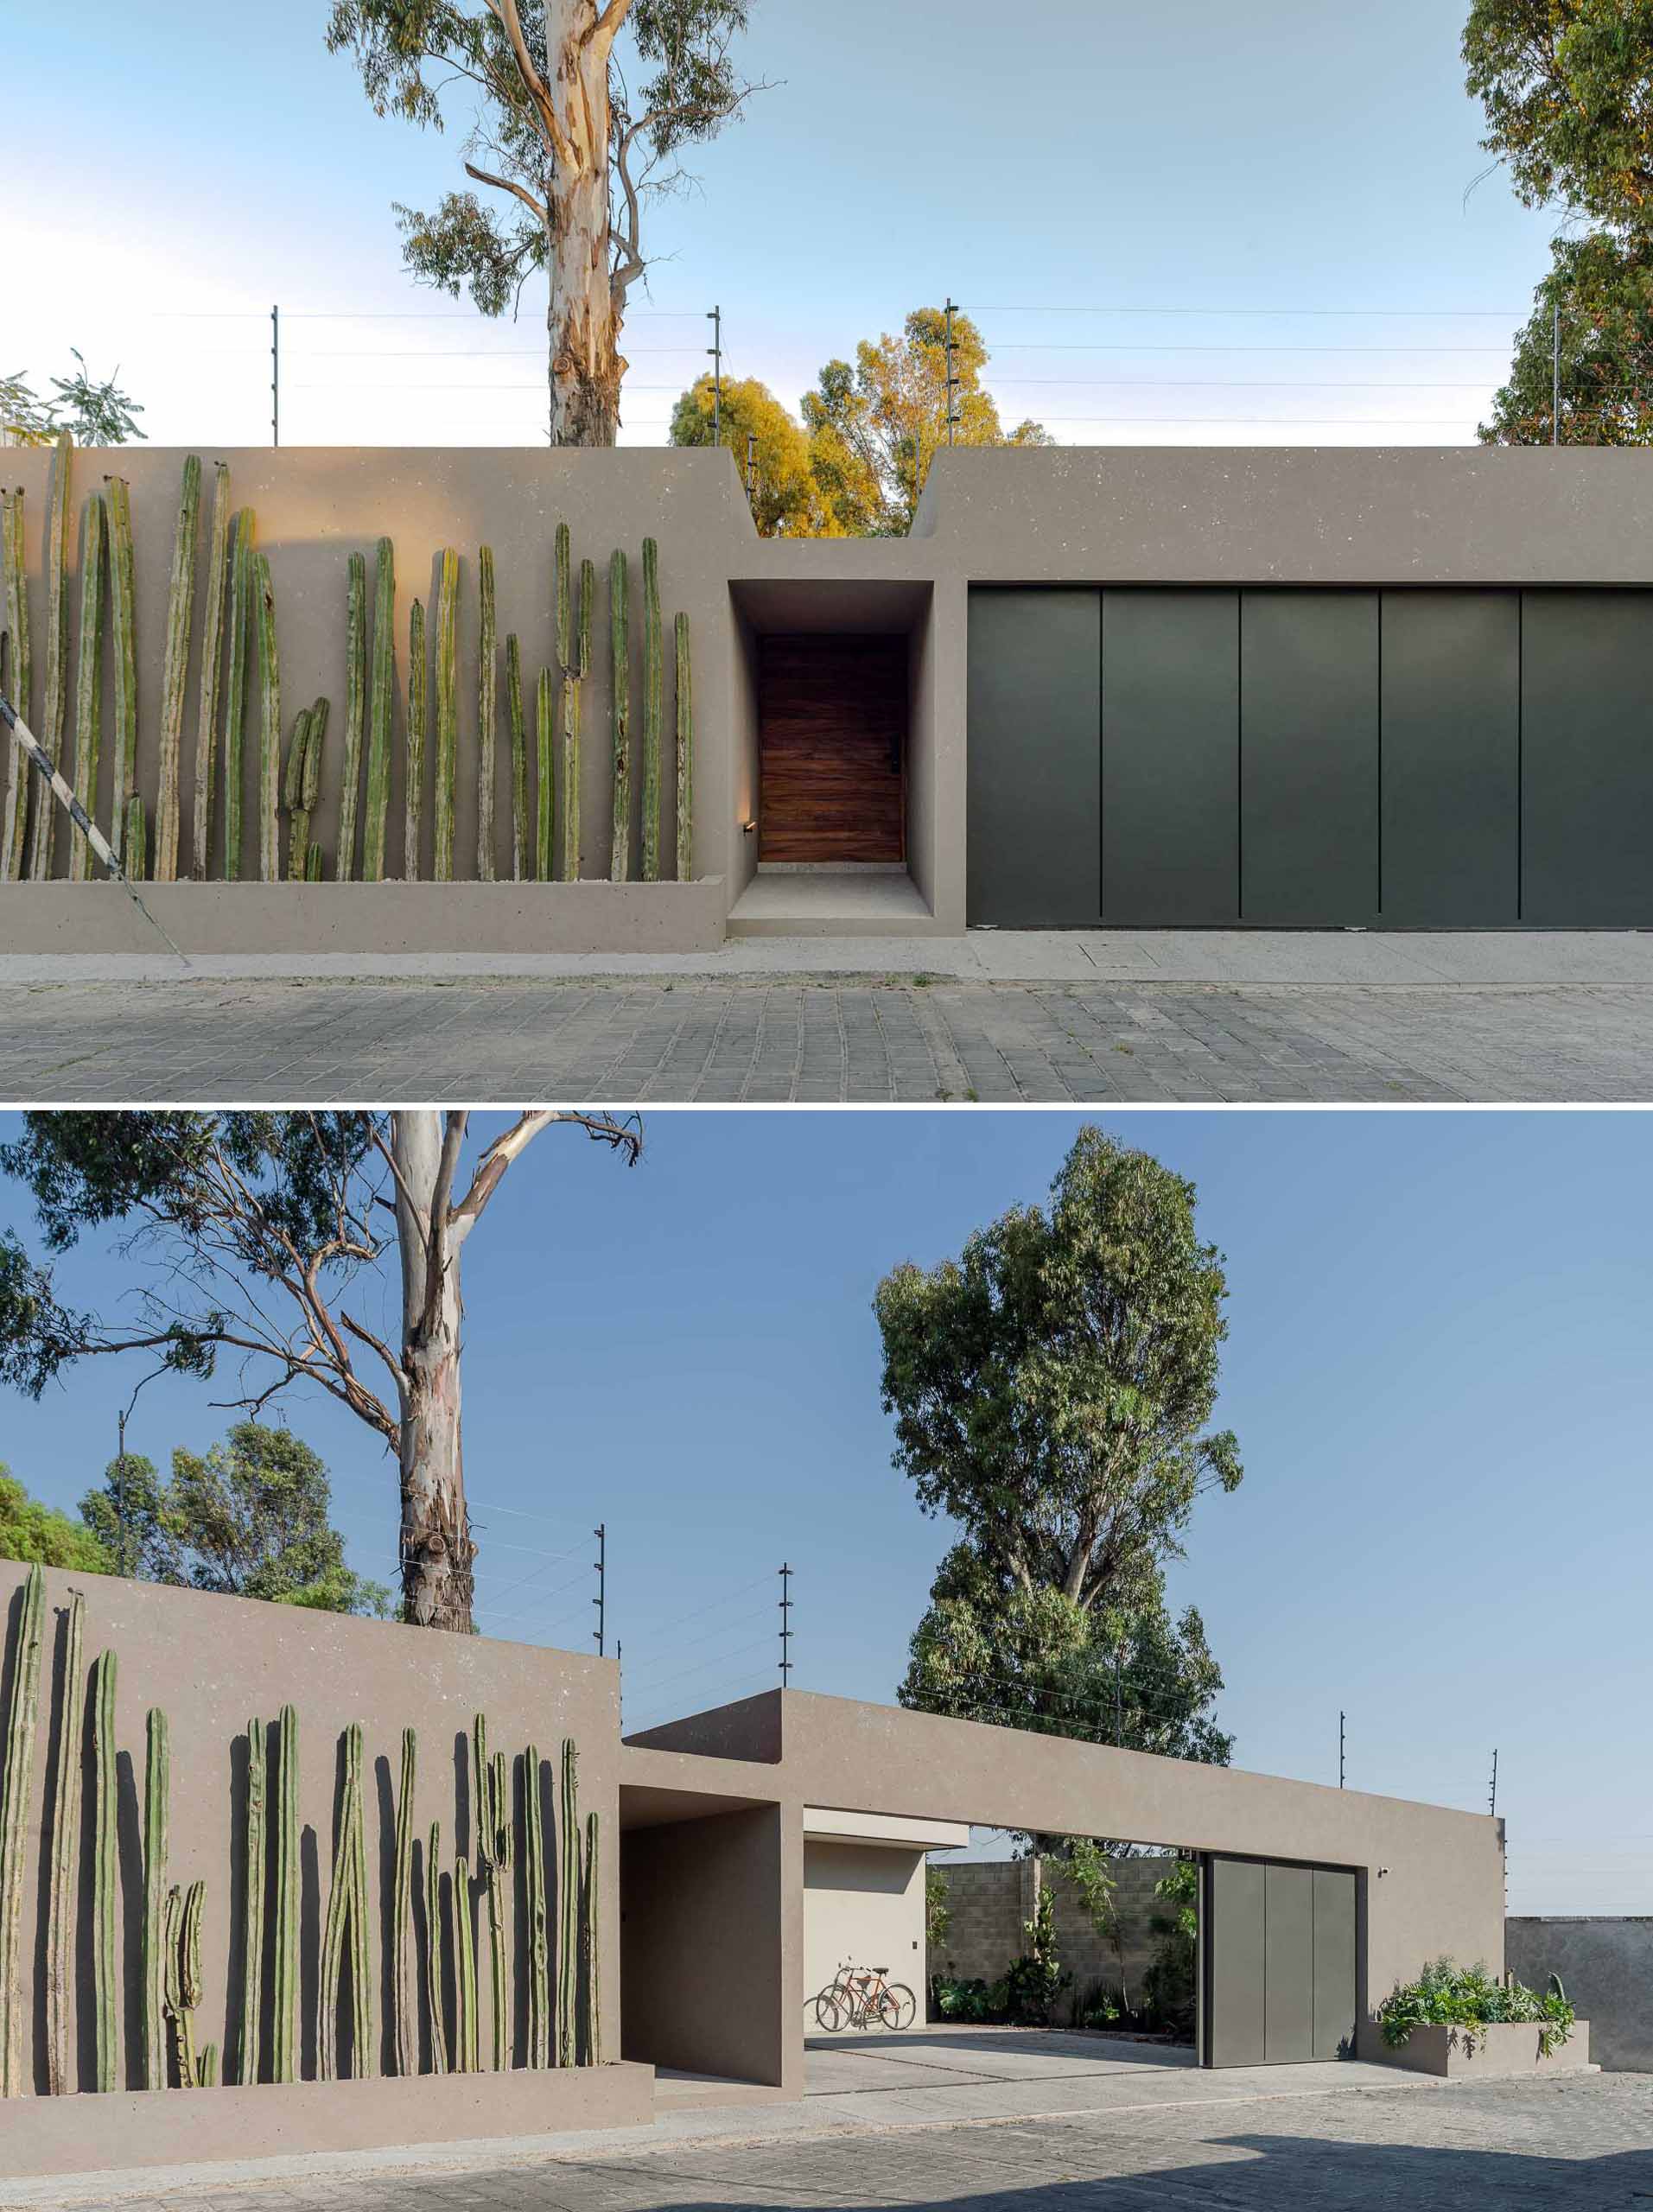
[{"left": 759, "top": 635, "right": 907, "bottom": 865}]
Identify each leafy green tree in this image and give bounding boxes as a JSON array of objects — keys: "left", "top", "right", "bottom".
[
  {"left": 79, "top": 1421, "right": 390, "bottom": 1617},
  {"left": 0, "top": 1465, "right": 111, "bottom": 1571},
  {"left": 669, "top": 373, "right": 842, "bottom": 537},
  {"left": 1480, "top": 232, "right": 1653, "bottom": 442},
  {"left": 0, "top": 1109, "right": 639, "bottom": 1631},
  {"left": 1463, "top": 1, "right": 1653, "bottom": 231},
  {"left": 877, "top": 1125, "right": 1241, "bottom": 1756},
  {"left": 802, "top": 308, "right": 1050, "bottom": 537},
  {"left": 1, "top": 353, "right": 145, "bottom": 448},
  {"left": 327, "top": 1, "right": 762, "bottom": 446}
]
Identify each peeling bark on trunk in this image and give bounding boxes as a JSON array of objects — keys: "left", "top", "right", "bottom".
[
  {"left": 547, "top": 22, "right": 626, "bottom": 448},
  {"left": 393, "top": 1114, "right": 477, "bottom": 1633}
]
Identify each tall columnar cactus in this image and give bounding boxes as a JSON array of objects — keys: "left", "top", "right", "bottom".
[
  {"left": 535, "top": 668, "right": 554, "bottom": 881},
  {"left": 163, "top": 1879, "right": 207, "bottom": 2089},
  {"left": 67, "top": 492, "right": 107, "bottom": 884},
  {"left": 154, "top": 452, "right": 201, "bottom": 881},
  {"left": 107, "top": 476, "right": 139, "bottom": 872},
  {"left": 337, "top": 551, "right": 367, "bottom": 882},
  {"left": 222, "top": 510, "right": 255, "bottom": 881},
  {"left": 0, "top": 1566, "right": 43, "bottom": 2097},
  {"left": 584, "top": 1810, "right": 601, "bottom": 2066},
  {"left": 283, "top": 698, "right": 328, "bottom": 880},
  {"left": 434, "top": 548, "right": 459, "bottom": 881},
  {"left": 28, "top": 429, "right": 72, "bottom": 880},
  {"left": 346, "top": 1726, "right": 374, "bottom": 2079},
  {"left": 404, "top": 598, "right": 427, "bottom": 880},
  {"left": 238, "top": 1717, "right": 265, "bottom": 2087},
  {"left": 556, "top": 1738, "right": 579, "bottom": 2067},
  {"left": 253, "top": 550, "right": 282, "bottom": 882},
  {"left": 675, "top": 613, "right": 694, "bottom": 882},
  {"left": 191, "top": 462, "right": 232, "bottom": 878},
  {"left": 363, "top": 537, "right": 395, "bottom": 881},
  {"left": 524, "top": 1745, "right": 549, "bottom": 2069},
  {"left": 640, "top": 538, "right": 663, "bottom": 883},
  {"left": 272, "top": 1704, "right": 298, "bottom": 2083},
  {"left": 1, "top": 488, "right": 29, "bottom": 880},
  {"left": 454, "top": 1853, "right": 478, "bottom": 2072},
  {"left": 142, "top": 1707, "right": 170, "bottom": 2090},
  {"left": 505, "top": 634, "right": 527, "bottom": 880},
  {"left": 91, "top": 1649, "right": 118, "bottom": 2094},
  {"left": 391, "top": 1727, "right": 416, "bottom": 2075},
  {"left": 124, "top": 794, "right": 147, "bottom": 881},
  {"left": 559, "top": 556, "right": 594, "bottom": 882},
  {"left": 199, "top": 2043, "right": 219, "bottom": 2088},
  {"left": 425, "top": 1820, "right": 448, "bottom": 2075},
  {"left": 609, "top": 550, "right": 631, "bottom": 881},
  {"left": 473, "top": 1718, "right": 512, "bottom": 2070},
  {"left": 45, "top": 1586, "right": 86, "bottom": 2095},
  {"left": 477, "top": 544, "right": 497, "bottom": 881},
  {"left": 320, "top": 1721, "right": 372, "bottom": 2079}
]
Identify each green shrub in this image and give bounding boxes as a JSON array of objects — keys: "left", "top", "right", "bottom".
[
  {"left": 1003, "top": 1886, "right": 1071, "bottom": 2025},
  {"left": 1141, "top": 1857, "right": 1198, "bottom": 2037},
  {"left": 930, "top": 1975, "right": 1007, "bottom": 2023},
  {"left": 1376, "top": 1957, "right": 1574, "bottom": 2059}
]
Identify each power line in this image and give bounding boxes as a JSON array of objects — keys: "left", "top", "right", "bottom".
[
  {"left": 978, "top": 342, "right": 1511, "bottom": 355},
  {"left": 967, "top": 304, "right": 1525, "bottom": 318}
]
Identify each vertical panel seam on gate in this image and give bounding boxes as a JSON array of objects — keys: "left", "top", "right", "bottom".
[
  {"left": 1236, "top": 592, "right": 1244, "bottom": 921},
  {"left": 1376, "top": 594, "right": 1383, "bottom": 919},
  {"left": 1516, "top": 590, "right": 1524, "bottom": 922}
]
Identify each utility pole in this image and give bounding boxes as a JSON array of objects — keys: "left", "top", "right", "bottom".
[
  {"left": 593, "top": 1523, "right": 606, "bottom": 1656},
  {"left": 1114, "top": 1646, "right": 1123, "bottom": 1747},
  {"left": 1552, "top": 303, "right": 1561, "bottom": 448},
  {"left": 779, "top": 1562, "right": 792, "bottom": 1686},
  {"left": 746, "top": 431, "right": 758, "bottom": 511},
  {"left": 271, "top": 304, "right": 280, "bottom": 449},
  {"left": 1338, "top": 1711, "right": 1346, "bottom": 1789},
  {"left": 707, "top": 306, "right": 722, "bottom": 448},
  {"left": 115, "top": 1408, "right": 130, "bottom": 1578},
  {"left": 1489, "top": 1748, "right": 1498, "bottom": 1817},
  {"left": 944, "top": 298, "right": 961, "bottom": 448}
]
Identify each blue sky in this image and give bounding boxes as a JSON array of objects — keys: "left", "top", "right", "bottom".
[
  {"left": 10, "top": 1, "right": 1561, "bottom": 447},
  {"left": 3, "top": 1107, "right": 1648, "bottom": 1914}
]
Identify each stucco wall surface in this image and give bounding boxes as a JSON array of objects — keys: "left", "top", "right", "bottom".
[
  {"left": 1507, "top": 1917, "right": 1653, "bottom": 2072},
  {"left": 0, "top": 1561, "right": 620, "bottom": 2119},
  {"left": 802, "top": 1840, "right": 925, "bottom": 2015},
  {"left": 1, "top": 446, "right": 747, "bottom": 893}
]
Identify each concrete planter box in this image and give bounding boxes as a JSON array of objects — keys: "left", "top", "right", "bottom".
[
  {"left": 0, "top": 880, "right": 727, "bottom": 957},
  {"left": 1375, "top": 2018, "right": 1592, "bottom": 2079},
  {"left": 0, "top": 2061, "right": 655, "bottom": 2178}
]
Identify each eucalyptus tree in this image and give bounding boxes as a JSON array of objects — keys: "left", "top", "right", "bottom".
[
  {"left": 875, "top": 1124, "right": 1242, "bottom": 1757},
  {"left": 0, "top": 1110, "right": 639, "bottom": 1631},
  {"left": 327, "top": 0, "right": 763, "bottom": 446}
]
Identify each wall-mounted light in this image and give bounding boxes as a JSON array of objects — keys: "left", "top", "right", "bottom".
[{"left": 742, "top": 818, "right": 757, "bottom": 835}]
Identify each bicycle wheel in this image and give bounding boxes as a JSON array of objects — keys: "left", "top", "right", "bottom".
[
  {"left": 814, "top": 1989, "right": 846, "bottom": 2031},
  {"left": 880, "top": 1983, "right": 918, "bottom": 2030}
]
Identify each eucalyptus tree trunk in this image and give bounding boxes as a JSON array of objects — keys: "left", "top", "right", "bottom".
[
  {"left": 392, "top": 1113, "right": 476, "bottom": 1633},
  {"left": 546, "top": 10, "right": 626, "bottom": 447}
]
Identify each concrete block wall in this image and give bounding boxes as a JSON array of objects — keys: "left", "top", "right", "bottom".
[{"left": 929, "top": 1855, "right": 1173, "bottom": 2006}]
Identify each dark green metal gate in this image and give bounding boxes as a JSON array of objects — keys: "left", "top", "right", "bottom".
[
  {"left": 1203, "top": 1853, "right": 1357, "bottom": 2068},
  {"left": 966, "top": 586, "right": 1653, "bottom": 927}
]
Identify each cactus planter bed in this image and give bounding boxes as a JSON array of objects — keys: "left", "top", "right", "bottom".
[
  {"left": 3, "top": 2062, "right": 654, "bottom": 2178},
  {"left": 0, "top": 876, "right": 727, "bottom": 956}
]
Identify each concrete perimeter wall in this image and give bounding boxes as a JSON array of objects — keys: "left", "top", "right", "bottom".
[
  {"left": 0, "top": 1560, "right": 622, "bottom": 2167},
  {"left": 1507, "top": 1917, "right": 1653, "bottom": 2072},
  {"left": 0, "top": 446, "right": 750, "bottom": 895},
  {"left": 629, "top": 1689, "right": 1507, "bottom": 2065}
]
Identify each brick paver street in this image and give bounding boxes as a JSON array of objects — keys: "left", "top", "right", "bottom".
[
  {"left": 27, "top": 2074, "right": 1653, "bottom": 2211},
  {"left": 3, "top": 975, "right": 1651, "bottom": 1101}
]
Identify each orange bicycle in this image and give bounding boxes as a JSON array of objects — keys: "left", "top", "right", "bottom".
[{"left": 812, "top": 1959, "right": 918, "bottom": 2031}]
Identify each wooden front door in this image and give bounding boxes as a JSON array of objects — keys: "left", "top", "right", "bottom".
[{"left": 758, "top": 635, "right": 906, "bottom": 863}]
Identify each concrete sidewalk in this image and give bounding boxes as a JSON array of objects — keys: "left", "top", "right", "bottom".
[{"left": 6, "top": 925, "right": 1653, "bottom": 988}]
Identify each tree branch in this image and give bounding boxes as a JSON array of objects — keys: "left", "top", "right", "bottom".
[{"left": 464, "top": 158, "right": 548, "bottom": 226}]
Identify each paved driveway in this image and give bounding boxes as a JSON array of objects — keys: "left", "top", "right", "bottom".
[
  {"left": 14, "top": 2068, "right": 1646, "bottom": 2211},
  {"left": 3, "top": 973, "right": 1651, "bottom": 1102}
]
